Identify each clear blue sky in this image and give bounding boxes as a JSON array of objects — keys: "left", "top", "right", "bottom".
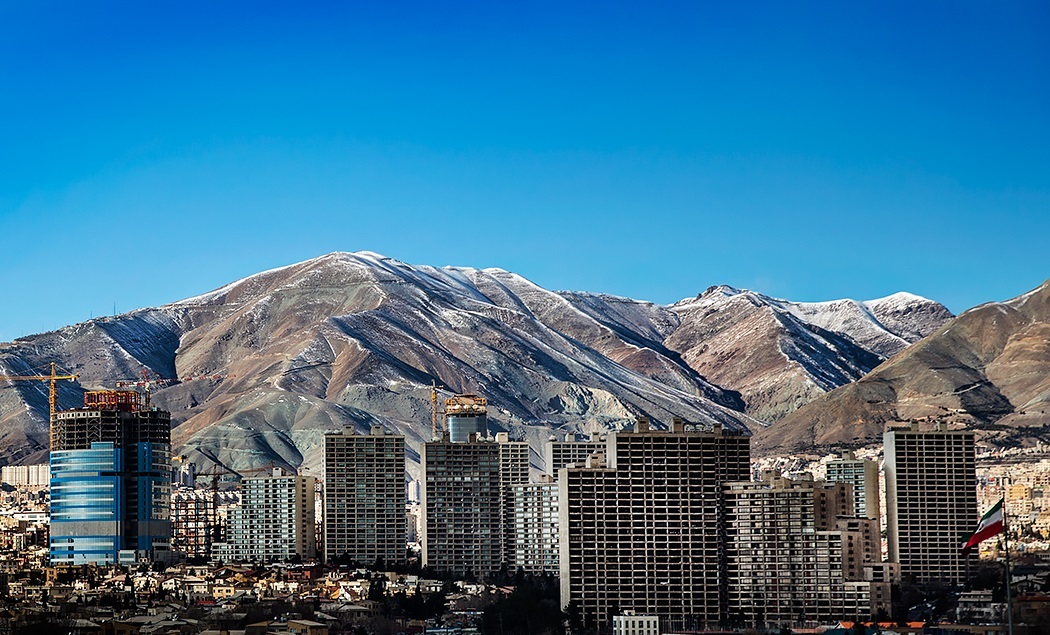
[{"left": 2, "top": 1, "right": 1048, "bottom": 341}]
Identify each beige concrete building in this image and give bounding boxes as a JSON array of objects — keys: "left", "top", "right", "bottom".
[
  {"left": 884, "top": 422, "right": 977, "bottom": 585},
  {"left": 421, "top": 432, "right": 529, "bottom": 578},
  {"left": 559, "top": 418, "right": 750, "bottom": 633},
  {"left": 544, "top": 436, "right": 605, "bottom": 474},
  {"left": 216, "top": 467, "right": 316, "bottom": 563},
  {"left": 826, "top": 450, "right": 881, "bottom": 523},
  {"left": 724, "top": 472, "right": 893, "bottom": 629},
  {"left": 323, "top": 425, "right": 406, "bottom": 566}
]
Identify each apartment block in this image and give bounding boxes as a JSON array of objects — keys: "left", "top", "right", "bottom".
[
  {"left": 215, "top": 468, "right": 316, "bottom": 563},
  {"left": 421, "top": 432, "right": 529, "bottom": 578},
  {"left": 544, "top": 436, "right": 605, "bottom": 474},
  {"left": 512, "top": 476, "right": 559, "bottom": 574},
  {"left": 1, "top": 464, "right": 48, "bottom": 489},
  {"left": 559, "top": 418, "right": 750, "bottom": 633},
  {"left": 323, "top": 425, "right": 406, "bottom": 566},
  {"left": 724, "top": 472, "right": 892, "bottom": 629},
  {"left": 826, "top": 451, "right": 881, "bottom": 523},
  {"left": 884, "top": 422, "right": 977, "bottom": 585}
]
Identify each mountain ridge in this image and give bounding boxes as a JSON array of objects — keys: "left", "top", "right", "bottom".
[
  {"left": 757, "top": 278, "right": 1050, "bottom": 455},
  {"left": 0, "top": 251, "right": 955, "bottom": 473}
]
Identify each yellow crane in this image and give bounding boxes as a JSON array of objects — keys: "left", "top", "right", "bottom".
[
  {"left": 431, "top": 380, "right": 439, "bottom": 440},
  {"left": 0, "top": 362, "right": 80, "bottom": 419}
]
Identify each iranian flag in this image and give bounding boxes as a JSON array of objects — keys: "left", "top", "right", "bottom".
[{"left": 962, "top": 497, "right": 1005, "bottom": 552}]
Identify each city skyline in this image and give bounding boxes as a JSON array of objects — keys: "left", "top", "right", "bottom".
[{"left": 2, "top": 2, "right": 1049, "bottom": 340}]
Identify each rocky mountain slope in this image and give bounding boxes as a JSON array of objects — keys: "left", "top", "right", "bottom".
[
  {"left": 758, "top": 279, "right": 1050, "bottom": 454},
  {"left": 664, "top": 286, "right": 951, "bottom": 422},
  {"left": 0, "top": 252, "right": 953, "bottom": 473}
]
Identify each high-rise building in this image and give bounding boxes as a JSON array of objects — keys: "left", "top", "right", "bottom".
[
  {"left": 444, "top": 394, "right": 488, "bottom": 443},
  {"left": 215, "top": 467, "right": 316, "bottom": 563},
  {"left": 324, "top": 425, "right": 406, "bottom": 566},
  {"left": 544, "top": 435, "right": 605, "bottom": 474},
  {"left": 421, "top": 431, "right": 529, "bottom": 578},
  {"left": 884, "top": 422, "right": 977, "bottom": 585},
  {"left": 49, "top": 390, "right": 172, "bottom": 565},
  {"left": 512, "top": 476, "right": 559, "bottom": 574},
  {"left": 723, "top": 472, "right": 892, "bottom": 629},
  {"left": 826, "top": 451, "right": 881, "bottom": 523},
  {"left": 559, "top": 418, "right": 750, "bottom": 633}
]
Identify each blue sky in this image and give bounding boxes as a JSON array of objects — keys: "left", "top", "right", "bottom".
[{"left": 1, "top": 1, "right": 1048, "bottom": 340}]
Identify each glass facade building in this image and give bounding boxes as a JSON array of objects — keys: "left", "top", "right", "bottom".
[
  {"left": 49, "top": 391, "right": 172, "bottom": 565},
  {"left": 49, "top": 443, "right": 124, "bottom": 565}
]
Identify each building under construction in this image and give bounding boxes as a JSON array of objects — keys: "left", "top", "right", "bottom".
[
  {"left": 444, "top": 394, "right": 488, "bottom": 443},
  {"left": 49, "top": 390, "right": 172, "bottom": 565}
]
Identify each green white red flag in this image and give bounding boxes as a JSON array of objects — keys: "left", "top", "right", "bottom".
[{"left": 962, "top": 497, "right": 1004, "bottom": 552}]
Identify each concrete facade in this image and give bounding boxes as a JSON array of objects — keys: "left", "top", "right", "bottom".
[
  {"left": 217, "top": 468, "right": 317, "bottom": 563},
  {"left": 544, "top": 438, "right": 605, "bottom": 474},
  {"left": 723, "top": 472, "right": 893, "bottom": 628},
  {"left": 511, "top": 477, "right": 559, "bottom": 574},
  {"left": 826, "top": 450, "right": 881, "bottom": 523},
  {"left": 421, "top": 432, "right": 529, "bottom": 578},
  {"left": 884, "top": 423, "right": 977, "bottom": 585},
  {"left": 558, "top": 418, "right": 749, "bottom": 632},
  {"left": 323, "top": 425, "right": 406, "bottom": 566}
]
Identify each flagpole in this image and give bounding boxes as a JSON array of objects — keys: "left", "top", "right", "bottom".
[{"left": 1002, "top": 500, "right": 1014, "bottom": 635}]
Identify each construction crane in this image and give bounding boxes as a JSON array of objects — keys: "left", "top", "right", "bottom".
[
  {"left": 430, "top": 380, "right": 461, "bottom": 440},
  {"left": 115, "top": 369, "right": 235, "bottom": 408},
  {"left": 0, "top": 362, "right": 80, "bottom": 419},
  {"left": 115, "top": 369, "right": 177, "bottom": 408}
]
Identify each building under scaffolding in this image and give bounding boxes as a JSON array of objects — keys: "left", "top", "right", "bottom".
[
  {"left": 49, "top": 390, "right": 172, "bottom": 566},
  {"left": 444, "top": 394, "right": 488, "bottom": 443}
]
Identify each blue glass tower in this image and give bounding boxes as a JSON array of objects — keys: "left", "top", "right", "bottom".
[
  {"left": 49, "top": 390, "right": 171, "bottom": 566},
  {"left": 50, "top": 443, "right": 125, "bottom": 565}
]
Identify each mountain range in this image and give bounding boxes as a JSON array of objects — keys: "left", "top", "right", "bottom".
[
  {"left": 0, "top": 251, "right": 1044, "bottom": 475},
  {"left": 757, "top": 277, "right": 1050, "bottom": 454}
]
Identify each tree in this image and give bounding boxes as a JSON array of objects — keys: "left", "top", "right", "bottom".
[
  {"left": 482, "top": 573, "right": 566, "bottom": 635},
  {"left": 368, "top": 573, "right": 387, "bottom": 601},
  {"left": 849, "top": 622, "right": 869, "bottom": 635}
]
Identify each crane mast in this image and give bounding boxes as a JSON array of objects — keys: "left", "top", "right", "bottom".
[{"left": 0, "top": 362, "right": 79, "bottom": 419}]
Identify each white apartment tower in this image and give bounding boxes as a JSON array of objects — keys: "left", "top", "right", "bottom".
[
  {"left": 826, "top": 450, "right": 881, "bottom": 523},
  {"left": 884, "top": 422, "right": 977, "bottom": 585},
  {"left": 512, "top": 476, "right": 559, "bottom": 574},
  {"left": 324, "top": 425, "right": 406, "bottom": 566},
  {"left": 559, "top": 418, "right": 750, "bottom": 633},
  {"left": 216, "top": 467, "right": 316, "bottom": 563}
]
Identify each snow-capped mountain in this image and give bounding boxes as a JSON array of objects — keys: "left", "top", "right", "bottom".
[
  {"left": 760, "top": 278, "right": 1050, "bottom": 454},
  {"left": 0, "top": 252, "right": 953, "bottom": 471},
  {"left": 663, "top": 285, "right": 951, "bottom": 422}
]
